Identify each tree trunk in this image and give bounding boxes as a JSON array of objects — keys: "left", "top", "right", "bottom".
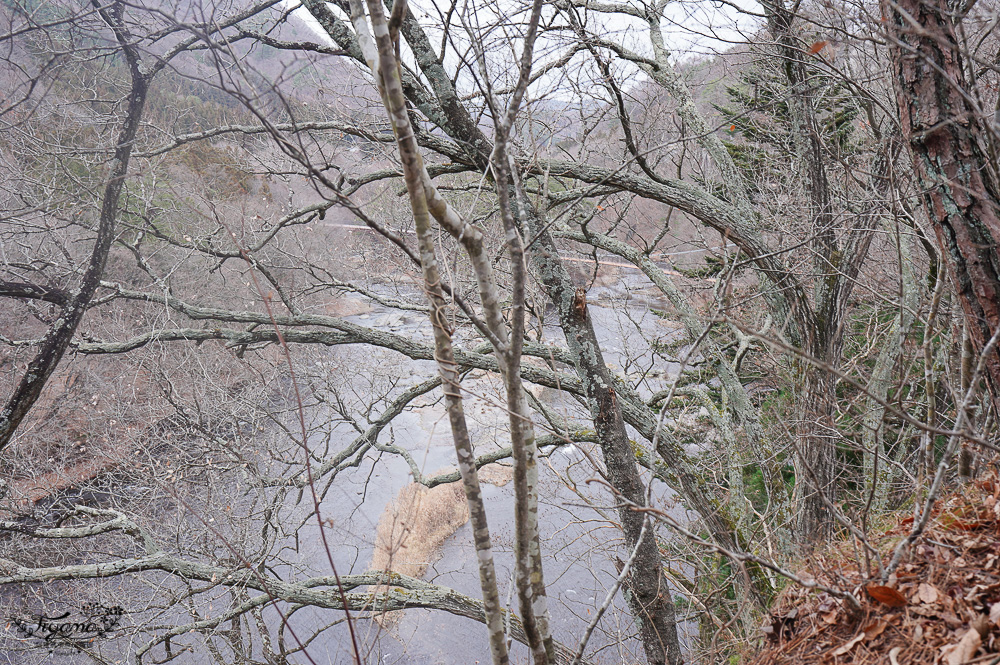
[
  {"left": 524, "top": 213, "right": 684, "bottom": 665},
  {"left": 883, "top": 0, "right": 1000, "bottom": 414},
  {"left": 958, "top": 325, "right": 976, "bottom": 480},
  {"left": 353, "top": 2, "right": 511, "bottom": 661},
  {"left": 793, "top": 367, "right": 838, "bottom": 542},
  {"left": 766, "top": 0, "right": 840, "bottom": 543}
]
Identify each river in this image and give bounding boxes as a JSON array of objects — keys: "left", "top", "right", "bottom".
[
  {"left": 256, "top": 276, "right": 696, "bottom": 664},
  {"left": 2, "top": 273, "right": 699, "bottom": 665}
]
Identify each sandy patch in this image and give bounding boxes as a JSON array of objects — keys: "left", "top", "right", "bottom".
[
  {"left": 477, "top": 463, "right": 513, "bottom": 487},
  {"left": 323, "top": 296, "right": 372, "bottom": 318},
  {"left": 367, "top": 463, "right": 512, "bottom": 625}
]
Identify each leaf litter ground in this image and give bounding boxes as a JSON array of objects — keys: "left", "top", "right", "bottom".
[{"left": 751, "top": 474, "right": 1000, "bottom": 665}]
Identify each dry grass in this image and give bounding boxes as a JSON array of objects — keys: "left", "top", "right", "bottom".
[
  {"left": 367, "top": 463, "right": 512, "bottom": 626},
  {"left": 322, "top": 296, "right": 372, "bottom": 318}
]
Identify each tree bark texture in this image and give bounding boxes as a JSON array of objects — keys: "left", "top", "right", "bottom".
[
  {"left": 884, "top": 0, "right": 1000, "bottom": 414},
  {"left": 792, "top": 368, "right": 838, "bottom": 542}
]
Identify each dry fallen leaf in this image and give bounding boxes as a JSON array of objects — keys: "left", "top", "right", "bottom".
[
  {"left": 970, "top": 614, "right": 990, "bottom": 637},
  {"left": 918, "top": 582, "right": 940, "bottom": 604},
  {"left": 867, "top": 584, "right": 908, "bottom": 607},
  {"left": 832, "top": 633, "right": 865, "bottom": 656},
  {"left": 941, "top": 611, "right": 964, "bottom": 628},
  {"left": 990, "top": 602, "right": 1000, "bottom": 627},
  {"left": 863, "top": 619, "right": 888, "bottom": 640},
  {"left": 889, "top": 646, "right": 903, "bottom": 665},
  {"left": 942, "top": 628, "right": 981, "bottom": 665}
]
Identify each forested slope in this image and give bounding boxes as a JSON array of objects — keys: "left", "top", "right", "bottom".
[{"left": 0, "top": 0, "right": 997, "bottom": 663}]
